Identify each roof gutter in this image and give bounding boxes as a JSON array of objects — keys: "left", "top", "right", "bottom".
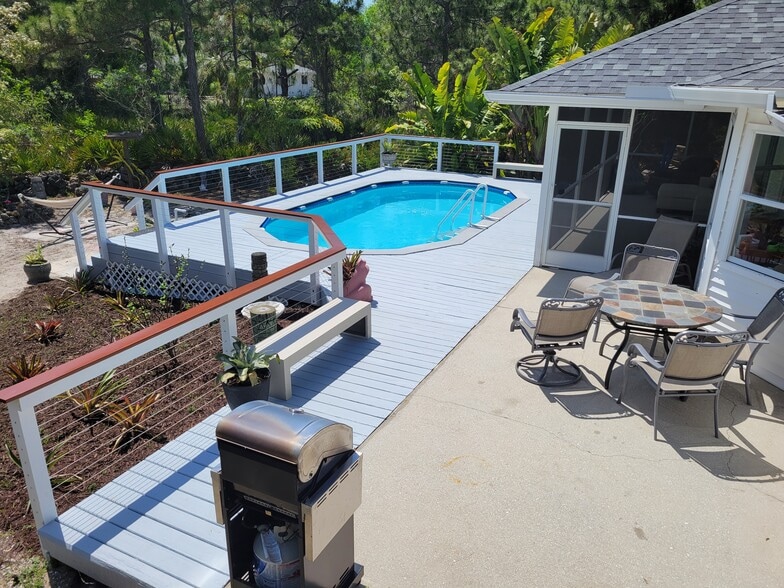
[{"left": 485, "top": 85, "right": 776, "bottom": 111}]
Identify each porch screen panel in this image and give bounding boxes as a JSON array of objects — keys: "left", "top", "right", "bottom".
[
  {"left": 548, "top": 202, "right": 610, "bottom": 255},
  {"left": 553, "top": 129, "right": 621, "bottom": 205}
]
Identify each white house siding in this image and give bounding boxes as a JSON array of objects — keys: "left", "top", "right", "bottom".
[
  {"left": 262, "top": 65, "right": 315, "bottom": 98},
  {"left": 706, "top": 109, "right": 784, "bottom": 389}
]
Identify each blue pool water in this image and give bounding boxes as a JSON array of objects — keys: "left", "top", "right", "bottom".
[{"left": 262, "top": 181, "right": 515, "bottom": 250}]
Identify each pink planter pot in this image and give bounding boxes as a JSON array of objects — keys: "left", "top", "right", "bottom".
[{"left": 344, "top": 259, "right": 372, "bottom": 302}]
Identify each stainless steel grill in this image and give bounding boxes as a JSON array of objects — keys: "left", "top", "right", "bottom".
[{"left": 213, "top": 401, "right": 363, "bottom": 587}]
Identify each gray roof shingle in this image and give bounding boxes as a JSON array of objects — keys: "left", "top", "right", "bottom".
[{"left": 495, "top": 0, "right": 784, "bottom": 97}]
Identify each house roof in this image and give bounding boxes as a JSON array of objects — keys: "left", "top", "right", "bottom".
[{"left": 489, "top": 0, "right": 784, "bottom": 102}]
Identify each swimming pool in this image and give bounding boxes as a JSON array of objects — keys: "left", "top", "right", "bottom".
[{"left": 262, "top": 181, "right": 515, "bottom": 250}]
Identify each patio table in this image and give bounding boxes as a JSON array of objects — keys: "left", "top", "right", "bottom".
[{"left": 584, "top": 280, "right": 723, "bottom": 388}]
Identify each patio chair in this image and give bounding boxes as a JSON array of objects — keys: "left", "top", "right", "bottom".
[
  {"left": 724, "top": 287, "right": 784, "bottom": 405},
  {"left": 566, "top": 243, "right": 680, "bottom": 343},
  {"left": 618, "top": 330, "right": 750, "bottom": 439},
  {"left": 510, "top": 296, "right": 603, "bottom": 387},
  {"left": 17, "top": 194, "right": 91, "bottom": 237}
]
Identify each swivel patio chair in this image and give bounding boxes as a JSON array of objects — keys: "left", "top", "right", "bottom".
[
  {"left": 724, "top": 287, "right": 784, "bottom": 405},
  {"left": 510, "top": 296, "right": 603, "bottom": 387},
  {"left": 618, "top": 330, "right": 749, "bottom": 439}
]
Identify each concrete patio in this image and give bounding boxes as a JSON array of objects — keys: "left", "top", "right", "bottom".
[{"left": 354, "top": 266, "right": 784, "bottom": 587}]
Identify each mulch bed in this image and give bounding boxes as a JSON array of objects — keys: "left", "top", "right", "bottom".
[{"left": 0, "top": 278, "right": 314, "bottom": 558}]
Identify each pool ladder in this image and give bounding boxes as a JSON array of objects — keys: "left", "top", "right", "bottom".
[{"left": 434, "top": 183, "right": 498, "bottom": 240}]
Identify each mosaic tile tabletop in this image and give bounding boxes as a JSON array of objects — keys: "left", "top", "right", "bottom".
[{"left": 585, "top": 280, "right": 723, "bottom": 328}]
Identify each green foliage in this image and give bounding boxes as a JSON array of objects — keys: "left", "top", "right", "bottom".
[
  {"left": 3, "top": 354, "right": 47, "bottom": 383},
  {"left": 5, "top": 439, "right": 82, "bottom": 490},
  {"left": 388, "top": 60, "right": 504, "bottom": 141},
  {"left": 342, "top": 250, "right": 364, "bottom": 281},
  {"left": 106, "top": 393, "right": 160, "bottom": 450},
  {"left": 105, "top": 291, "right": 150, "bottom": 335},
  {"left": 66, "top": 369, "right": 128, "bottom": 422},
  {"left": 43, "top": 290, "right": 75, "bottom": 313},
  {"left": 23, "top": 243, "right": 46, "bottom": 265},
  {"left": 215, "top": 338, "right": 279, "bottom": 387},
  {"left": 61, "top": 268, "right": 99, "bottom": 296}
]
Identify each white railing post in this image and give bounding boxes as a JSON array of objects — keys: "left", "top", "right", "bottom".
[
  {"left": 493, "top": 142, "right": 500, "bottom": 166},
  {"left": 219, "top": 208, "right": 237, "bottom": 288},
  {"left": 6, "top": 398, "right": 57, "bottom": 532},
  {"left": 89, "top": 187, "right": 109, "bottom": 262},
  {"left": 274, "top": 157, "right": 283, "bottom": 195},
  {"left": 221, "top": 165, "right": 232, "bottom": 203},
  {"left": 308, "top": 221, "right": 320, "bottom": 304},
  {"left": 437, "top": 140, "right": 443, "bottom": 172},
  {"left": 219, "top": 312, "right": 238, "bottom": 354},
  {"left": 351, "top": 144, "right": 358, "bottom": 175},
  {"left": 331, "top": 261, "right": 343, "bottom": 297},
  {"left": 317, "top": 150, "right": 324, "bottom": 184},
  {"left": 151, "top": 199, "right": 171, "bottom": 273}
]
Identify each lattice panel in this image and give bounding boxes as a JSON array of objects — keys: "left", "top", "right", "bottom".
[{"left": 101, "top": 261, "right": 230, "bottom": 302}]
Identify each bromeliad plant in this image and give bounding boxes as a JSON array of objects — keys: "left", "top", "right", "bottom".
[
  {"left": 30, "top": 319, "right": 62, "bottom": 344},
  {"left": 106, "top": 393, "right": 161, "bottom": 450},
  {"left": 3, "top": 355, "right": 47, "bottom": 383},
  {"left": 66, "top": 369, "right": 128, "bottom": 423},
  {"left": 215, "top": 337, "right": 279, "bottom": 387}
]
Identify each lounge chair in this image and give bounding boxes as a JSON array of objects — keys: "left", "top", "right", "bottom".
[
  {"left": 510, "top": 296, "right": 603, "bottom": 387},
  {"left": 18, "top": 194, "right": 91, "bottom": 237},
  {"left": 618, "top": 330, "right": 749, "bottom": 439}
]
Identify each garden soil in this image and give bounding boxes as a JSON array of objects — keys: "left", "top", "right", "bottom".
[{"left": 0, "top": 207, "right": 314, "bottom": 586}]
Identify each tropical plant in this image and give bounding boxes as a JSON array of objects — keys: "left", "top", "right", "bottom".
[
  {"left": 342, "top": 250, "right": 364, "bottom": 281},
  {"left": 106, "top": 393, "right": 161, "bottom": 450},
  {"left": 66, "top": 369, "right": 128, "bottom": 422},
  {"left": 5, "top": 440, "right": 82, "bottom": 493},
  {"left": 388, "top": 59, "right": 504, "bottom": 142},
  {"left": 215, "top": 337, "right": 279, "bottom": 387},
  {"left": 44, "top": 289, "right": 75, "bottom": 313},
  {"left": 23, "top": 243, "right": 47, "bottom": 265},
  {"left": 30, "top": 319, "right": 62, "bottom": 344},
  {"left": 61, "top": 268, "right": 99, "bottom": 296},
  {"left": 105, "top": 290, "right": 150, "bottom": 334},
  {"left": 3, "top": 354, "right": 47, "bottom": 383},
  {"left": 479, "top": 11, "right": 634, "bottom": 163}
]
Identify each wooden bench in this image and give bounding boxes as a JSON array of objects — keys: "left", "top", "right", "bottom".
[
  {"left": 493, "top": 161, "right": 544, "bottom": 179},
  {"left": 258, "top": 297, "right": 372, "bottom": 400}
]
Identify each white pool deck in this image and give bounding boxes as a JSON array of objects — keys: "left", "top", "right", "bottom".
[{"left": 39, "top": 170, "right": 543, "bottom": 587}]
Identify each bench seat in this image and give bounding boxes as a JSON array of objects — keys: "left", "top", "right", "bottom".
[{"left": 259, "top": 297, "right": 372, "bottom": 400}]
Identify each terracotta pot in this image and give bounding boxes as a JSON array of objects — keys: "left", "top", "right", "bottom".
[
  {"left": 221, "top": 371, "right": 271, "bottom": 409},
  {"left": 23, "top": 262, "right": 51, "bottom": 284}
]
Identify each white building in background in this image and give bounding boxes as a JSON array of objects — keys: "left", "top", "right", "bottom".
[{"left": 261, "top": 64, "right": 316, "bottom": 98}]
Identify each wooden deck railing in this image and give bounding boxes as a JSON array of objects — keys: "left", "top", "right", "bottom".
[{"left": 0, "top": 188, "right": 346, "bottom": 543}]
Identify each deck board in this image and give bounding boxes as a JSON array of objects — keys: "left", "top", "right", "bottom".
[{"left": 40, "top": 171, "right": 540, "bottom": 587}]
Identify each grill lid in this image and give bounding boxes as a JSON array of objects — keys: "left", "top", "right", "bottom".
[{"left": 216, "top": 401, "right": 353, "bottom": 483}]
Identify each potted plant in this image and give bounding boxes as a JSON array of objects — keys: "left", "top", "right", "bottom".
[
  {"left": 381, "top": 140, "right": 397, "bottom": 167},
  {"left": 215, "top": 338, "right": 280, "bottom": 409},
  {"left": 342, "top": 250, "right": 372, "bottom": 302},
  {"left": 23, "top": 244, "right": 51, "bottom": 284}
]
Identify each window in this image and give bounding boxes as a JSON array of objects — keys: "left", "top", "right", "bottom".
[
  {"left": 301, "top": 74, "right": 308, "bottom": 86},
  {"left": 732, "top": 134, "right": 784, "bottom": 277}
]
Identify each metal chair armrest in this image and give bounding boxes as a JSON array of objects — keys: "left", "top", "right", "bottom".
[
  {"left": 627, "top": 343, "right": 664, "bottom": 370},
  {"left": 723, "top": 312, "right": 756, "bottom": 320},
  {"left": 511, "top": 307, "right": 536, "bottom": 331}
]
